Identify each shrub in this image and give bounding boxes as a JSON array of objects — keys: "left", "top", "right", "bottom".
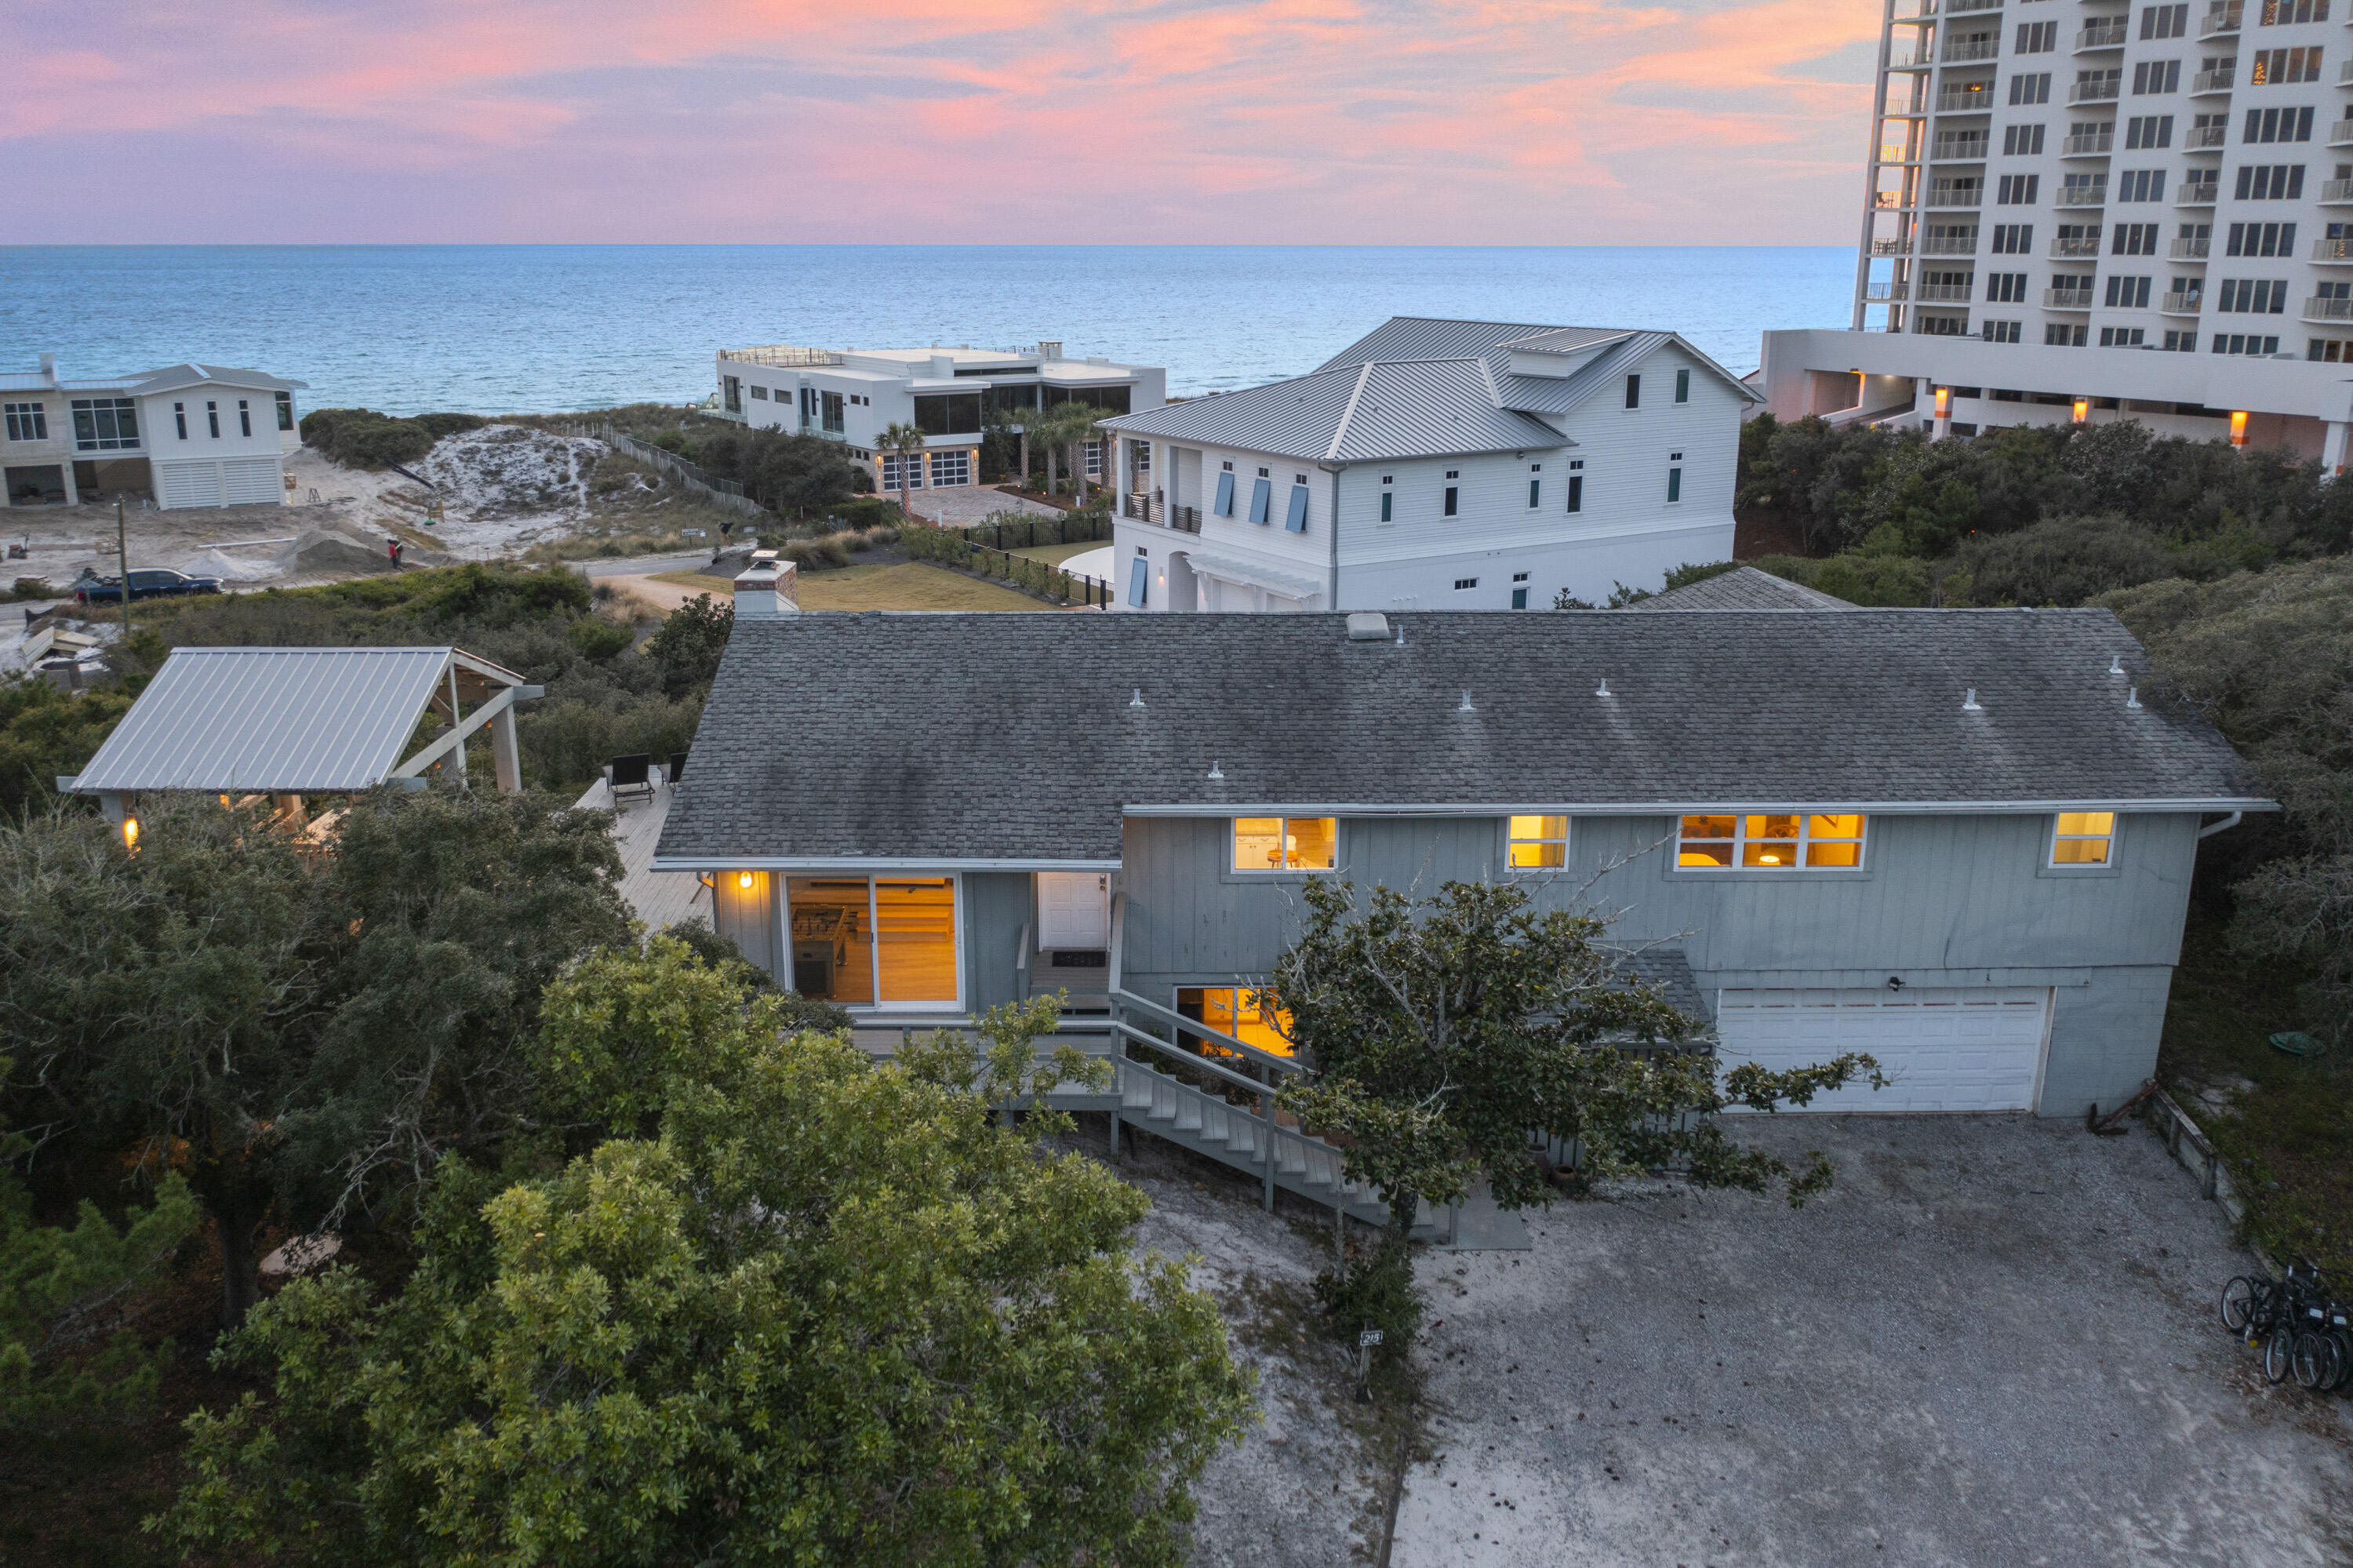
[
  {"left": 300, "top": 408, "right": 484, "bottom": 470},
  {"left": 1953, "top": 515, "right": 2180, "bottom": 606},
  {"left": 1311, "top": 1236, "right": 1422, "bottom": 1370},
  {"left": 1752, "top": 553, "right": 1937, "bottom": 606}
]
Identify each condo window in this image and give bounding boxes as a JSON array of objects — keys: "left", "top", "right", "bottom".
[
  {"left": 2244, "top": 105, "right": 2314, "bottom": 144},
  {"left": 1454, "top": 577, "right": 1478, "bottom": 590},
  {"left": 913, "top": 393, "right": 984, "bottom": 436},
  {"left": 2112, "top": 223, "right": 2159, "bottom": 255},
  {"left": 2, "top": 402, "right": 45, "bottom": 442},
  {"left": 71, "top": 398, "right": 140, "bottom": 451},
  {"left": 749, "top": 384, "right": 768, "bottom": 399},
  {"left": 1176, "top": 987, "right": 1295, "bottom": 1057},
  {"left": 2050, "top": 811, "right": 2115, "bottom": 866},
  {"left": 2227, "top": 220, "right": 2297, "bottom": 256},
  {"left": 2142, "top": 3, "right": 2188, "bottom": 39},
  {"left": 2261, "top": 0, "right": 2328, "bottom": 21},
  {"left": 1507, "top": 814, "right": 1569, "bottom": 870},
  {"left": 1678, "top": 813, "right": 1867, "bottom": 870},
  {"left": 2235, "top": 163, "right": 2305, "bottom": 199},
  {"left": 784, "top": 875, "right": 959, "bottom": 1008},
  {"left": 1233, "top": 817, "right": 1337, "bottom": 873},
  {"left": 2131, "top": 60, "right": 2180, "bottom": 93},
  {"left": 2249, "top": 46, "right": 2322, "bottom": 85},
  {"left": 2124, "top": 115, "right": 2173, "bottom": 149}
]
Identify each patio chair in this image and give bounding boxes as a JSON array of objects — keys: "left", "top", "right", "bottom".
[
  {"left": 667, "top": 749, "right": 689, "bottom": 788},
  {"left": 607, "top": 753, "right": 655, "bottom": 805}
]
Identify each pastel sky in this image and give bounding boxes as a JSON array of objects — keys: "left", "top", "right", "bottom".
[{"left": 5, "top": 0, "right": 1886, "bottom": 244}]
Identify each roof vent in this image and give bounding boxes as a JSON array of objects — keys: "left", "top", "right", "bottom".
[
  {"left": 2108, "top": 654, "right": 2124, "bottom": 675},
  {"left": 1207, "top": 759, "right": 1224, "bottom": 780},
  {"left": 1458, "top": 689, "right": 1476, "bottom": 713},
  {"left": 1346, "top": 612, "right": 1389, "bottom": 642},
  {"left": 1962, "top": 688, "right": 1984, "bottom": 713},
  {"left": 1037, "top": 340, "right": 1063, "bottom": 360},
  {"left": 1595, "top": 678, "right": 1613, "bottom": 698},
  {"left": 1129, "top": 688, "right": 1145, "bottom": 708},
  {"left": 1394, "top": 622, "right": 1406, "bottom": 646},
  {"left": 2126, "top": 686, "right": 2143, "bottom": 709}
]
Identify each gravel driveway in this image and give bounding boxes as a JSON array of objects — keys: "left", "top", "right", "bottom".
[{"left": 1394, "top": 1115, "right": 2353, "bottom": 1568}]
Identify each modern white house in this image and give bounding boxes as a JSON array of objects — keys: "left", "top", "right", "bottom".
[
  {"left": 712, "top": 340, "right": 1166, "bottom": 494},
  {"left": 1095, "top": 318, "right": 1757, "bottom": 614},
  {"left": 2, "top": 355, "right": 307, "bottom": 511},
  {"left": 1761, "top": 0, "right": 2353, "bottom": 458}
]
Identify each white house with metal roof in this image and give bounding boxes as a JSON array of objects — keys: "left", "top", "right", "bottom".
[
  {"left": 3, "top": 354, "right": 307, "bottom": 511},
  {"left": 1096, "top": 318, "right": 1758, "bottom": 614},
  {"left": 713, "top": 339, "right": 1165, "bottom": 495}
]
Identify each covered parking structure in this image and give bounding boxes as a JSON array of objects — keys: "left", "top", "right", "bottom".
[{"left": 61, "top": 646, "right": 541, "bottom": 834}]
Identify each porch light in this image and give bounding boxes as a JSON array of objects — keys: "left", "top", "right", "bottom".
[
  {"left": 2071, "top": 398, "right": 2089, "bottom": 424},
  {"left": 1933, "top": 387, "right": 1950, "bottom": 417},
  {"left": 737, "top": 871, "right": 755, "bottom": 890},
  {"left": 121, "top": 816, "right": 140, "bottom": 851},
  {"left": 2229, "top": 410, "right": 2249, "bottom": 449}
]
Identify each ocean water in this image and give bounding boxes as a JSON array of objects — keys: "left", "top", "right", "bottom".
[{"left": 0, "top": 246, "right": 1849, "bottom": 417}]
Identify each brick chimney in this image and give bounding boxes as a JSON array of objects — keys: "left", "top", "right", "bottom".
[{"left": 733, "top": 555, "right": 798, "bottom": 620}]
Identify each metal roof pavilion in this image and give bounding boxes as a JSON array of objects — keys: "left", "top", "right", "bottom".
[{"left": 64, "top": 646, "right": 539, "bottom": 802}]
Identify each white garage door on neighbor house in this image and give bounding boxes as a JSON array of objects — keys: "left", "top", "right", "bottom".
[
  {"left": 1716, "top": 987, "right": 2053, "bottom": 1113},
  {"left": 152, "top": 457, "right": 283, "bottom": 511}
]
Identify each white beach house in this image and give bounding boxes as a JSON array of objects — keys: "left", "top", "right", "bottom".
[
  {"left": 2, "top": 355, "right": 307, "bottom": 511},
  {"left": 712, "top": 340, "right": 1166, "bottom": 494},
  {"left": 1093, "top": 318, "right": 1757, "bottom": 614}
]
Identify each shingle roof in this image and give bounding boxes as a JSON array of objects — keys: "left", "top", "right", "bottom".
[
  {"left": 1100, "top": 359, "right": 1566, "bottom": 463},
  {"left": 1631, "top": 566, "right": 1854, "bottom": 613},
  {"left": 70, "top": 646, "right": 502, "bottom": 795},
  {"left": 656, "top": 611, "right": 2264, "bottom": 867}
]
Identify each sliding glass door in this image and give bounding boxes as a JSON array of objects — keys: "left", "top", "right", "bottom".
[{"left": 785, "top": 876, "right": 959, "bottom": 1010}]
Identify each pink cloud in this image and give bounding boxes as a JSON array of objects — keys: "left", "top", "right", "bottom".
[{"left": 0, "top": 0, "right": 1887, "bottom": 242}]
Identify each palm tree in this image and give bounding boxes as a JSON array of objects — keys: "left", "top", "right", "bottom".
[
  {"left": 1058, "top": 401, "right": 1109, "bottom": 504},
  {"left": 878, "top": 423, "right": 927, "bottom": 518}
]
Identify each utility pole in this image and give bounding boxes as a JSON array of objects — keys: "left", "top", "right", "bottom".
[{"left": 115, "top": 497, "right": 130, "bottom": 639}]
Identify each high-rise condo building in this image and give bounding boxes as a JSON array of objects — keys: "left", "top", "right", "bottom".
[{"left": 1758, "top": 0, "right": 2353, "bottom": 461}]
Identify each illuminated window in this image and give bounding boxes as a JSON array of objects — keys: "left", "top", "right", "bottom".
[
  {"left": 1507, "top": 814, "right": 1569, "bottom": 869},
  {"left": 1233, "top": 816, "right": 1337, "bottom": 872},
  {"left": 2051, "top": 811, "right": 2115, "bottom": 864},
  {"left": 1177, "top": 986, "right": 1296, "bottom": 1057},
  {"left": 1678, "top": 813, "right": 1867, "bottom": 869},
  {"left": 785, "top": 876, "right": 958, "bottom": 1007}
]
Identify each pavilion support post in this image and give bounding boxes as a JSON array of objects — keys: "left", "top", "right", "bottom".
[
  {"left": 489, "top": 704, "right": 522, "bottom": 793},
  {"left": 446, "top": 668, "right": 467, "bottom": 786}
]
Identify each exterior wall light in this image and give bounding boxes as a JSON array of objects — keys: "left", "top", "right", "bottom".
[
  {"left": 2071, "top": 398, "right": 2089, "bottom": 425},
  {"left": 1933, "top": 387, "right": 1950, "bottom": 417},
  {"left": 737, "top": 870, "right": 755, "bottom": 890},
  {"left": 2229, "top": 410, "right": 2249, "bottom": 449},
  {"left": 121, "top": 816, "right": 140, "bottom": 850}
]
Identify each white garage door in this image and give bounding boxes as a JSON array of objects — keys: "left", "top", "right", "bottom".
[
  {"left": 1716, "top": 987, "right": 2053, "bottom": 1112},
  {"left": 152, "top": 460, "right": 222, "bottom": 510},
  {"left": 220, "top": 457, "right": 282, "bottom": 505}
]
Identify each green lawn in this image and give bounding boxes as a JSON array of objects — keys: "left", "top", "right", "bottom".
[
  {"left": 1008, "top": 539, "right": 1105, "bottom": 569},
  {"left": 651, "top": 563, "right": 1053, "bottom": 612}
]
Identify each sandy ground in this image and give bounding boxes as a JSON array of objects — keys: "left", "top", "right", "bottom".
[
  {"left": 899, "top": 486, "right": 1061, "bottom": 526},
  {"left": 1390, "top": 1115, "right": 2353, "bottom": 1568}
]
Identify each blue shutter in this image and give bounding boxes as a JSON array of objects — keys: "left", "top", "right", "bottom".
[
  {"left": 1284, "top": 485, "right": 1309, "bottom": 532},
  {"left": 1126, "top": 556, "right": 1149, "bottom": 608},
  {"left": 1248, "top": 477, "right": 1271, "bottom": 524},
  {"left": 1213, "top": 471, "right": 1235, "bottom": 515}
]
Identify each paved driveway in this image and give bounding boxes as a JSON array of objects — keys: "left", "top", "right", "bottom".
[{"left": 1394, "top": 1116, "right": 2353, "bottom": 1568}]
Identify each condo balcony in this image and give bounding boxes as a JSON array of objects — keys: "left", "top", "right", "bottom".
[
  {"left": 2189, "top": 67, "right": 2235, "bottom": 94},
  {"left": 2043, "top": 287, "right": 2097, "bottom": 310},
  {"left": 1879, "top": 143, "right": 1923, "bottom": 164},
  {"left": 2060, "top": 132, "right": 2115, "bottom": 155},
  {"left": 2177, "top": 180, "right": 2221, "bottom": 205},
  {"left": 1910, "top": 315, "right": 1974, "bottom": 334},
  {"left": 1915, "top": 282, "right": 1975, "bottom": 302},
  {"left": 1921, "top": 234, "right": 1980, "bottom": 253},
  {"left": 1943, "top": 37, "right": 2001, "bottom": 62},
  {"left": 2198, "top": 0, "right": 2242, "bottom": 36},
  {"left": 2159, "top": 292, "right": 2206, "bottom": 315},
  {"left": 1930, "top": 133, "right": 1991, "bottom": 158},
  {"left": 2329, "top": 119, "right": 2353, "bottom": 147},
  {"left": 2322, "top": 178, "right": 2353, "bottom": 203},
  {"left": 1869, "top": 237, "right": 1915, "bottom": 255},
  {"left": 1935, "top": 88, "right": 1998, "bottom": 111},
  {"left": 1864, "top": 281, "right": 1910, "bottom": 300},
  {"left": 2312, "top": 237, "right": 2353, "bottom": 261},
  {"left": 1947, "top": 0, "right": 2003, "bottom": 11},
  {"left": 1889, "top": 49, "right": 1936, "bottom": 69},
  {"left": 1872, "top": 190, "right": 1914, "bottom": 209},
  {"left": 2075, "top": 20, "right": 2129, "bottom": 49},
  {"left": 1926, "top": 184, "right": 1984, "bottom": 207},
  {"left": 2339, "top": 59, "right": 2353, "bottom": 85},
  {"left": 2185, "top": 123, "right": 2229, "bottom": 149},
  {"left": 2171, "top": 236, "right": 2212, "bottom": 259},
  {"left": 2068, "top": 78, "right": 2122, "bottom": 103},
  {"left": 2302, "top": 296, "right": 2353, "bottom": 322},
  {"left": 2051, "top": 235, "right": 2103, "bottom": 257},
  {"left": 2054, "top": 185, "right": 2109, "bottom": 206}
]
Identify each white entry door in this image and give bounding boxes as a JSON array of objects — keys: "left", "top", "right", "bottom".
[
  {"left": 1715, "top": 987, "right": 2053, "bottom": 1112},
  {"left": 1037, "top": 873, "right": 1110, "bottom": 950}
]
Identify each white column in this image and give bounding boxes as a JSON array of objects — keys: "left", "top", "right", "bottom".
[
  {"left": 446, "top": 668, "right": 468, "bottom": 785},
  {"left": 2324, "top": 420, "right": 2349, "bottom": 477},
  {"left": 490, "top": 704, "right": 522, "bottom": 792}
]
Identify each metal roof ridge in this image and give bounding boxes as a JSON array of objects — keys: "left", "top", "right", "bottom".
[{"left": 1326, "top": 361, "right": 1377, "bottom": 462}]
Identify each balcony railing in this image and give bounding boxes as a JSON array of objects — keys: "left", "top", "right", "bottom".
[
  {"left": 2186, "top": 123, "right": 2228, "bottom": 148},
  {"left": 2060, "top": 132, "right": 2115, "bottom": 155},
  {"left": 2314, "top": 237, "right": 2353, "bottom": 261},
  {"left": 2051, "top": 235, "right": 2102, "bottom": 257},
  {"left": 2324, "top": 178, "right": 2353, "bottom": 203},
  {"left": 1915, "top": 282, "right": 1974, "bottom": 301},
  {"left": 2075, "top": 20, "right": 2129, "bottom": 49},
  {"left": 2198, "top": 0, "right": 2242, "bottom": 36},
  {"left": 2160, "top": 293, "right": 2206, "bottom": 315},
  {"left": 1921, "top": 234, "right": 1980, "bottom": 253},
  {"left": 721, "top": 345, "right": 846, "bottom": 368},
  {"left": 1944, "top": 37, "right": 2001, "bottom": 61},
  {"left": 2304, "top": 297, "right": 2353, "bottom": 321},
  {"left": 1930, "top": 135, "right": 1991, "bottom": 158},
  {"left": 1911, "top": 316, "right": 1974, "bottom": 335},
  {"left": 1948, "top": 0, "right": 2002, "bottom": 11},
  {"left": 1120, "top": 493, "right": 1202, "bottom": 533},
  {"left": 2043, "top": 287, "right": 2097, "bottom": 310},
  {"left": 1879, "top": 144, "right": 1922, "bottom": 163},
  {"left": 2068, "top": 78, "right": 2122, "bottom": 103},
  {"left": 2329, "top": 119, "right": 2353, "bottom": 147},
  {"left": 1864, "top": 282, "right": 1910, "bottom": 300},
  {"left": 2055, "top": 185, "right": 2109, "bottom": 206},
  {"left": 1926, "top": 184, "right": 1984, "bottom": 206},
  {"left": 1872, "top": 190, "right": 1912, "bottom": 209},
  {"left": 1935, "top": 89, "right": 1998, "bottom": 111},
  {"left": 2189, "top": 67, "right": 2235, "bottom": 94},
  {"left": 1889, "top": 49, "right": 1936, "bottom": 68},
  {"left": 2177, "top": 181, "right": 2221, "bottom": 205},
  {"left": 1869, "top": 237, "right": 1913, "bottom": 255},
  {"left": 2339, "top": 58, "right": 2353, "bottom": 85},
  {"left": 2172, "top": 236, "right": 2212, "bottom": 258}
]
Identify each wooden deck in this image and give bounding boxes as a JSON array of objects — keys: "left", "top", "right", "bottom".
[{"left": 573, "top": 774, "right": 706, "bottom": 932}]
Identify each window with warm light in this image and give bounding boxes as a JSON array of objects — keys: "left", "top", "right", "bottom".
[
  {"left": 2050, "top": 811, "right": 2115, "bottom": 865},
  {"left": 1678, "top": 813, "right": 1867, "bottom": 869},
  {"left": 784, "top": 875, "right": 958, "bottom": 1007},
  {"left": 1507, "top": 814, "right": 1569, "bottom": 869},
  {"left": 1177, "top": 986, "right": 1296, "bottom": 1057},
  {"left": 1233, "top": 817, "right": 1337, "bottom": 872}
]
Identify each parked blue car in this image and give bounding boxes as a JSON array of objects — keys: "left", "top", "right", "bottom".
[{"left": 75, "top": 568, "right": 224, "bottom": 604}]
